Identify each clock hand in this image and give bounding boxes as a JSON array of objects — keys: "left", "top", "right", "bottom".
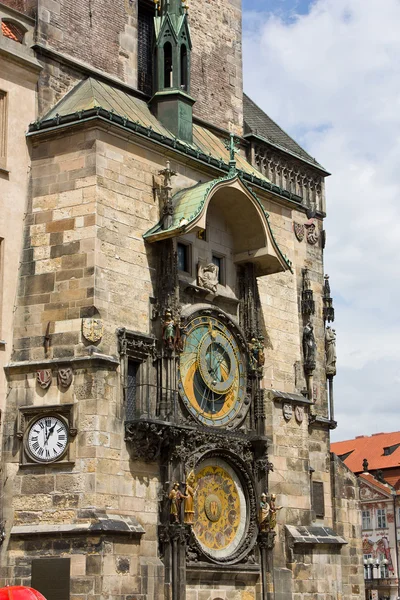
[{"left": 45, "top": 422, "right": 57, "bottom": 444}]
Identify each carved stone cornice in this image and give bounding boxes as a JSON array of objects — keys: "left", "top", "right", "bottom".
[
  {"left": 124, "top": 419, "right": 263, "bottom": 467},
  {"left": 117, "top": 328, "right": 157, "bottom": 361},
  {"left": 258, "top": 531, "right": 276, "bottom": 551}
]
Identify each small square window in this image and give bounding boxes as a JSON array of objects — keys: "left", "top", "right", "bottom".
[
  {"left": 212, "top": 254, "right": 225, "bottom": 285},
  {"left": 177, "top": 242, "right": 191, "bottom": 273}
]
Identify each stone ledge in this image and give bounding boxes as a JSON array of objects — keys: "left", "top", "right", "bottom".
[
  {"left": 5, "top": 352, "right": 120, "bottom": 373},
  {"left": 187, "top": 563, "right": 260, "bottom": 583},
  {"left": 309, "top": 414, "right": 337, "bottom": 429},
  {"left": 269, "top": 389, "right": 314, "bottom": 405},
  {"left": 11, "top": 512, "right": 145, "bottom": 539},
  {"left": 286, "top": 525, "right": 347, "bottom": 546}
]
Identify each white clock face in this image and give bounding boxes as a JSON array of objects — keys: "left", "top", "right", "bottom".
[{"left": 27, "top": 416, "right": 68, "bottom": 462}]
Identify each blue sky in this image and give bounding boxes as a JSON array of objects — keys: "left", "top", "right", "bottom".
[
  {"left": 242, "top": 0, "right": 400, "bottom": 441},
  {"left": 243, "top": 0, "right": 312, "bottom": 17}
]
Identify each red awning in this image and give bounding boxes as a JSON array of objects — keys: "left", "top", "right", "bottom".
[{"left": 0, "top": 587, "right": 47, "bottom": 600}]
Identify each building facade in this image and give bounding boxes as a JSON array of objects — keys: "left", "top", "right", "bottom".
[
  {"left": 332, "top": 432, "right": 400, "bottom": 600},
  {"left": 0, "top": 0, "right": 364, "bottom": 599}
]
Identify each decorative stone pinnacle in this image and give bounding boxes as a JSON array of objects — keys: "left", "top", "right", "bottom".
[{"left": 224, "top": 133, "right": 240, "bottom": 174}]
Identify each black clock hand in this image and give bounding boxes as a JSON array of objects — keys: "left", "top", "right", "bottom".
[{"left": 45, "top": 422, "right": 57, "bottom": 444}]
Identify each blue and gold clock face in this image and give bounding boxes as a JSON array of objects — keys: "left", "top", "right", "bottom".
[{"left": 178, "top": 315, "right": 246, "bottom": 427}]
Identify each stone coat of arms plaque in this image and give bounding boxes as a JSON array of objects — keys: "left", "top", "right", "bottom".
[{"left": 82, "top": 318, "right": 103, "bottom": 343}]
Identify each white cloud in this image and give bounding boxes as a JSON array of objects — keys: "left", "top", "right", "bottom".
[{"left": 243, "top": 0, "right": 400, "bottom": 440}]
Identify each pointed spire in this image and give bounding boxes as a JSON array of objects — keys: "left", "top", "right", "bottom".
[{"left": 224, "top": 133, "right": 240, "bottom": 175}]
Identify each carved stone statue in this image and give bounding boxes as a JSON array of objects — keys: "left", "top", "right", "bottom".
[
  {"left": 268, "top": 493, "right": 282, "bottom": 530},
  {"left": 162, "top": 309, "right": 176, "bottom": 350},
  {"left": 169, "top": 482, "right": 186, "bottom": 523},
  {"left": 184, "top": 470, "right": 196, "bottom": 524},
  {"left": 259, "top": 493, "right": 270, "bottom": 532},
  {"left": 198, "top": 263, "right": 219, "bottom": 294},
  {"left": 303, "top": 321, "right": 316, "bottom": 372},
  {"left": 325, "top": 326, "right": 337, "bottom": 377},
  {"left": 249, "top": 335, "right": 265, "bottom": 373}
]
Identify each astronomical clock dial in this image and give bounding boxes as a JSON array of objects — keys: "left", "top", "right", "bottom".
[
  {"left": 26, "top": 415, "right": 69, "bottom": 463},
  {"left": 178, "top": 314, "right": 246, "bottom": 427},
  {"left": 192, "top": 458, "right": 248, "bottom": 562}
]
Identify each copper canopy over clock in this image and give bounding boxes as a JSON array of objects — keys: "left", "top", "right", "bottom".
[{"left": 178, "top": 312, "right": 246, "bottom": 427}]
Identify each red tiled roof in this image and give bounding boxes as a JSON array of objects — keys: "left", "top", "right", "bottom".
[
  {"left": 331, "top": 431, "right": 400, "bottom": 473},
  {"left": 359, "top": 472, "right": 393, "bottom": 496},
  {"left": 1, "top": 20, "right": 24, "bottom": 43}
]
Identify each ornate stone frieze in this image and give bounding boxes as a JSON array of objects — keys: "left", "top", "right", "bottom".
[
  {"left": 253, "top": 146, "right": 324, "bottom": 213},
  {"left": 117, "top": 328, "right": 156, "bottom": 361}
]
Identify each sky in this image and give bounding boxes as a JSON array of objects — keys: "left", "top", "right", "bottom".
[{"left": 242, "top": 0, "right": 400, "bottom": 442}]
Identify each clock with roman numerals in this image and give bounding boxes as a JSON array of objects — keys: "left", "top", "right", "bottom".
[{"left": 26, "top": 415, "right": 69, "bottom": 463}]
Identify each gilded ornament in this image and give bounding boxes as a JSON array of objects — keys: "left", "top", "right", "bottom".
[
  {"left": 82, "top": 318, "right": 103, "bottom": 343},
  {"left": 36, "top": 369, "right": 52, "bottom": 390},
  {"left": 204, "top": 494, "right": 222, "bottom": 522}
]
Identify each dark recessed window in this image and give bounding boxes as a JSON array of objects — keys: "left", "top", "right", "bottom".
[
  {"left": 212, "top": 254, "right": 224, "bottom": 284},
  {"left": 126, "top": 360, "right": 139, "bottom": 420},
  {"left": 138, "top": 0, "right": 154, "bottom": 96},
  {"left": 312, "top": 481, "right": 324, "bottom": 518},
  {"left": 180, "top": 44, "right": 188, "bottom": 90},
  {"left": 177, "top": 243, "right": 190, "bottom": 273},
  {"left": 164, "top": 42, "right": 173, "bottom": 88}
]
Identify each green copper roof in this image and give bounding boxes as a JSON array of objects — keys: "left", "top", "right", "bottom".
[
  {"left": 39, "top": 78, "right": 268, "bottom": 179},
  {"left": 144, "top": 172, "right": 293, "bottom": 272},
  {"left": 145, "top": 173, "right": 235, "bottom": 239}
]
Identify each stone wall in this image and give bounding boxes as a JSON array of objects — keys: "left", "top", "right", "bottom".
[
  {"left": 189, "top": 0, "right": 243, "bottom": 135},
  {"left": 330, "top": 453, "right": 365, "bottom": 598},
  {"left": 32, "top": 0, "right": 243, "bottom": 134}
]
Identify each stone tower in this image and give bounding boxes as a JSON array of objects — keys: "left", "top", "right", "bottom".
[{"left": 0, "top": 0, "right": 364, "bottom": 599}]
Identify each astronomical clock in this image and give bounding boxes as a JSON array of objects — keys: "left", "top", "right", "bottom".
[{"left": 123, "top": 226, "right": 278, "bottom": 600}]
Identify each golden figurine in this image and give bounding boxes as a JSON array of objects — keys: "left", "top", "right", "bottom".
[
  {"left": 169, "top": 482, "right": 187, "bottom": 523},
  {"left": 184, "top": 471, "right": 196, "bottom": 524},
  {"left": 259, "top": 492, "right": 270, "bottom": 532},
  {"left": 268, "top": 493, "right": 282, "bottom": 530}
]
